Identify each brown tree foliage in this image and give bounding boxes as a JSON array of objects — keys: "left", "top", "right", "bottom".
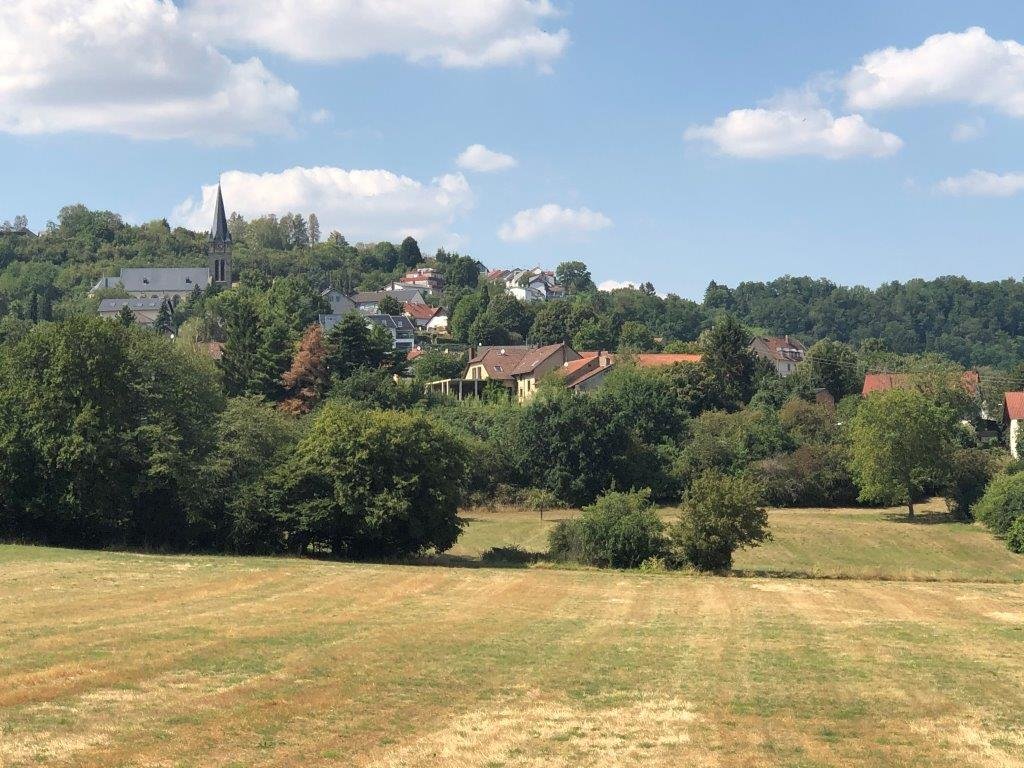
[{"left": 280, "top": 324, "right": 330, "bottom": 415}]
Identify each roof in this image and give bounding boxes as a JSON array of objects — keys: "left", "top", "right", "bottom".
[
  {"left": 465, "top": 346, "right": 531, "bottom": 380},
  {"left": 635, "top": 353, "right": 702, "bottom": 367},
  {"left": 366, "top": 314, "right": 416, "bottom": 332},
  {"left": 751, "top": 336, "right": 807, "bottom": 363},
  {"left": 118, "top": 267, "right": 209, "bottom": 293},
  {"left": 403, "top": 302, "right": 441, "bottom": 321},
  {"left": 862, "top": 371, "right": 980, "bottom": 398},
  {"left": 98, "top": 298, "right": 165, "bottom": 312},
  {"left": 561, "top": 353, "right": 600, "bottom": 378},
  {"left": 210, "top": 185, "right": 231, "bottom": 244},
  {"left": 1005, "top": 392, "right": 1024, "bottom": 421},
  {"left": 511, "top": 343, "right": 570, "bottom": 376},
  {"left": 407, "top": 347, "right": 424, "bottom": 362},
  {"left": 352, "top": 289, "right": 425, "bottom": 304}
]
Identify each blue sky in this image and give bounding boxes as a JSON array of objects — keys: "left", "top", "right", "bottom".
[{"left": 2, "top": 1, "right": 1024, "bottom": 299}]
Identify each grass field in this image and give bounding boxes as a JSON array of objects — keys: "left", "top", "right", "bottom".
[{"left": 2, "top": 504, "right": 1023, "bottom": 767}]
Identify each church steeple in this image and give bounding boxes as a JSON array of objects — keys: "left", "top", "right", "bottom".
[{"left": 208, "top": 184, "right": 232, "bottom": 286}]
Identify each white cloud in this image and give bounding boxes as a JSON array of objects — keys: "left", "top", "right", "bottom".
[
  {"left": 0, "top": 0, "right": 298, "bottom": 143},
  {"left": 845, "top": 27, "right": 1024, "bottom": 116},
  {"left": 498, "top": 204, "right": 612, "bottom": 242},
  {"left": 173, "top": 166, "right": 474, "bottom": 242},
  {"left": 185, "top": 0, "right": 569, "bottom": 71},
  {"left": 935, "top": 170, "right": 1024, "bottom": 197},
  {"left": 951, "top": 118, "right": 985, "bottom": 142},
  {"left": 598, "top": 280, "right": 637, "bottom": 292},
  {"left": 456, "top": 144, "right": 518, "bottom": 172},
  {"left": 685, "top": 105, "right": 902, "bottom": 159}
]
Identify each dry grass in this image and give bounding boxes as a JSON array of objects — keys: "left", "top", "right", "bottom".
[{"left": 1, "top": 528, "right": 1024, "bottom": 767}]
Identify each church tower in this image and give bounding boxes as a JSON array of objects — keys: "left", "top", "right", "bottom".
[{"left": 208, "top": 184, "right": 232, "bottom": 286}]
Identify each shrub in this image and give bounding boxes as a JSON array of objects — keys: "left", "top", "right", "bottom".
[
  {"left": 755, "top": 444, "right": 857, "bottom": 508},
  {"left": 548, "top": 489, "right": 666, "bottom": 568},
  {"left": 944, "top": 448, "right": 1001, "bottom": 522},
  {"left": 481, "top": 546, "right": 538, "bottom": 566},
  {"left": 1006, "top": 517, "right": 1024, "bottom": 554},
  {"left": 972, "top": 472, "right": 1024, "bottom": 538},
  {"left": 672, "top": 471, "right": 769, "bottom": 571}
]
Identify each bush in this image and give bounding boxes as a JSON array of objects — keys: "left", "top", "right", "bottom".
[
  {"left": 755, "top": 444, "right": 857, "bottom": 508},
  {"left": 944, "top": 448, "right": 1001, "bottom": 522},
  {"left": 521, "top": 488, "right": 561, "bottom": 512},
  {"left": 480, "top": 546, "right": 538, "bottom": 566},
  {"left": 972, "top": 472, "right": 1024, "bottom": 538},
  {"left": 672, "top": 471, "right": 769, "bottom": 571},
  {"left": 1006, "top": 517, "right": 1024, "bottom": 554},
  {"left": 548, "top": 489, "right": 666, "bottom": 568}
]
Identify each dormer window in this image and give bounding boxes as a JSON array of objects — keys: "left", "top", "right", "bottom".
[{"left": 142, "top": 278, "right": 149, "bottom": 284}]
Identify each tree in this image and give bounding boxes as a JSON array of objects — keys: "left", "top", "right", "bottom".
[
  {"left": 308, "top": 213, "right": 321, "bottom": 245},
  {"left": 325, "top": 312, "right": 391, "bottom": 380},
  {"left": 449, "top": 290, "right": 487, "bottom": 342},
  {"left": 528, "top": 300, "right": 571, "bottom": 344},
  {"left": 468, "top": 312, "right": 511, "bottom": 346},
  {"left": 850, "top": 388, "right": 957, "bottom": 518},
  {"left": 511, "top": 389, "right": 631, "bottom": 506},
  {"left": 280, "top": 324, "right": 331, "bottom": 415},
  {"left": 441, "top": 255, "right": 480, "bottom": 290},
  {"left": 555, "top": 261, "right": 595, "bottom": 295},
  {"left": 700, "top": 313, "right": 757, "bottom": 409},
  {"left": 377, "top": 294, "right": 403, "bottom": 316},
  {"left": 972, "top": 472, "right": 1024, "bottom": 538},
  {"left": 802, "top": 339, "right": 860, "bottom": 400},
  {"left": 0, "top": 318, "right": 223, "bottom": 549},
  {"left": 413, "top": 351, "right": 466, "bottom": 383},
  {"left": 154, "top": 300, "right": 174, "bottom": 335},
  {"left": 217, "top": 289, "right": 274, "bottom": 397},
  {"left": 618, "top": 321, "right": 656, "bottom": 352},
  {"left": 671, "top": 471, "right": 769, "bottom": 571},
  {"left": 116, "top": 304, "right": 135, "bottom": 327},
  {"left": 272, "top": 403, "right": 469, "bottom": 558},
  {"left": 399, "top": 236, "right": 422, "bottom": 268}
]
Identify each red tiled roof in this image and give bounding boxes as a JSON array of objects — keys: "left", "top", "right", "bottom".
[
  {"left": 407, "top": 348, "right": 423, "bottom": 362},
  {"left": 862, "top": 371, "right": 980, "bottom": 398},
  {"left": 403, "top": 302, "right": 440, "bottom": 321},
  {"left": 1005, "top": 392, "right": 1024, "bottom": 421},
  {"left": 635, "top": 353, "right": 702, "bottom": 367},
  {"left": 751, "top": 336, "right": 807, "bottom": 363}
]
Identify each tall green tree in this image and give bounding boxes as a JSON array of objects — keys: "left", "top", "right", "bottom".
[
  {"left": 555, "top": 261, "right": 596, "bottom": 295},
  {"left": 325, "top": 313, "right": 391, "bottom": 380},
  {"left": 399, "top": 236, "right": 422, "bottom": 268},
  {"left": 700, "top": 313, "right": 757, "bottom": 409},
  {"left": 850, "top": 388, "right": 957, "bottom": 518},
  {"left": 377, "top": 294, "right": 404, "bottom": 316},
  {"left": 802, "top": 338, "right": 860, "bottom": 399}
]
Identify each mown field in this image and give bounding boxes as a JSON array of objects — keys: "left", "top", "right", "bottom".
[{"left": 1, "top": 504, "right": 1023, "bottom": 768}]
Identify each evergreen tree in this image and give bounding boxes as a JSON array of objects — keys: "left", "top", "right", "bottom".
[
  {"left": 28, "top": 293, "right": 38, "bottom": 323},
  {"left": 117, "top": 304, "right": 135, "bottom": 327},
  {"left": 399, "top": 236, "right": 422, "bottom": 268},
  {"left": 700, "top": 313, "right": 757, "bottom": 409},
  {"left": 308, "top": 213, "right": 321, "bottom": 245},
  {"left": 377, "top": 294, "right": 404, "bottom": 316},
  {"left": 325, "top": 313, "right": 391, "bottom": 380},
  {"left": 280, "top": 324, "right": 330, "bottom": 414},
  {"left": 154, "top": 300, "right": 174, "bottom": 335}
]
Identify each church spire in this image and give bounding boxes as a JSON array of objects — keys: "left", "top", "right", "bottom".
[{"left": 210, "top": 184, "right": 231, "bottom": 244}]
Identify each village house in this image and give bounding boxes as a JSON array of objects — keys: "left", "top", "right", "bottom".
[
  {"left": 564, "top": 352, "right": 703, "bottom": 392},
  {"left": 97, "top": 298, "right": 165, "bottom": 326},
  {"left": 749, "top": 335, "right": 807, "bottom": 376},
  {"left": 321, "top": 288, "right": 356, "bottom": 315},
  {"left": 318, "top": 312, "right": 415, "bottom": 351},
  {"left": 402, "top": 301, "right": 448, "bottom": 333},
  {"left": 92, "top": 185, "right": 233, "bottom": 299},
  {"left": 510, "top": 343, "right": 580, "bottom": 401},
  {"left": 351, "top": 289, "right": 426, "bottom": 312},
  {"left": 1003, "top": 392, "right": 1024, "bottom": 459},
  {"left": 486, "top": 267, "right": 565, "bottom": 302},
  {"left": 862, "top": 370, "right": 981, "bottom": 398}
]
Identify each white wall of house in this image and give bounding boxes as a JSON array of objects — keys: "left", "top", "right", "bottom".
[{"left": 1010, "top": 419, "right": 1021, "bottom": 459}]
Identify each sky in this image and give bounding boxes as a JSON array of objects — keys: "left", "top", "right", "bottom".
[{"left": 2, "top": 1, "right": 1024, "bottom": 299}]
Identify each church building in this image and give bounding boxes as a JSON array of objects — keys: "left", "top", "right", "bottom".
[{"left": 91, "top": 185, "right": 233, "bottom": 299}]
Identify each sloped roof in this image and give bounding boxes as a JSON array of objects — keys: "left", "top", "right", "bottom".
[
  {"left": 635, "top": 353, "right": 702, "bottom": 367},
  {"left": 210, "top": 185, "right": 231, "bottom": 244},
  {"left": 465, "top": 346, "right": 530, "bottom": 380},
  {"left": 119, "top": 267, "right": 208, "bottom": 293},
  {"left": 403, "top": 302, "right": 441, "bottom": 321},
  {"left": 353, "top": 289, "right": 425, "bottom": 304},
  {"left": 511, "top": 343, "right": 569, "bottom": 376},
  {"left": 863, "top": 371, "right": 980, "bottom": 398},
  {"left": 366, "top": 314, "right": 416, "bottom": 332},
  {"left": 1004, "top": 392, "right": 1024, "bottom": 421},
  {"left": 751, "top": 336, "right": 807, "bottom": 363},
  {"left": 98, "top": 298, "right": 165, "bottom": 312}
]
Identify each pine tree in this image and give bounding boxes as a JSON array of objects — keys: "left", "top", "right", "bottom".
[
  {"left": 28, "top": 293, "right": 38, "bottom": 323},
  {"left": 154, "top": 300, "right": 174, "bottom": 335},
  {"left": 117, "top": 304, "right": 136, "bottom": 327},
  {"left": 399, "top": 236, "right": 422, "bottom": 268},
  {"left": 280, "top": 324, "right": 331, "bottom": 414}
]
